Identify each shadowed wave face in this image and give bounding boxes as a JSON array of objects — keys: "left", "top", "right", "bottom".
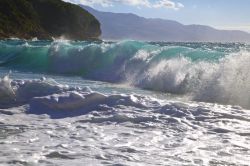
[{"left": 0, "top": 39, "right": 250, "bottom": 108}]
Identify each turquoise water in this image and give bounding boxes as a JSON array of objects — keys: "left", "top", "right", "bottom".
[
  {"left": 0, "top": 40, "right": 245, "bottom": 72},
  {"left": 0, "top": 40, "right": 245, "bottom": 75}
]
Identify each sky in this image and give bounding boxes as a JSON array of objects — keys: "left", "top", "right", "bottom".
[{"left": 63, "top": 0, "right": 250, "bottom": 32}]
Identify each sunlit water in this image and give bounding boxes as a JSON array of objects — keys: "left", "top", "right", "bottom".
[{"left": 0, "top": 40, "right": 250, "bottom": 165}]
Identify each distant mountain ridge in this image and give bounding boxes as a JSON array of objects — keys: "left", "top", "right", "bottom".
[
  {"left": 0, "top": 0, "right": 101, "bottom": 40},
  {"left": 81, "top": 5, "right": 250, "bottom": 42}
]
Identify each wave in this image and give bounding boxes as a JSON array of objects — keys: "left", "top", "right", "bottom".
[
  {"left": 0, "top": 40, "right": 232, "bottom": 75},
  {"left": 0, "top": 40, "right": 249, "bottom": 108}
]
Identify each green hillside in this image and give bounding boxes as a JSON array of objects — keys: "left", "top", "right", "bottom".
[{"left": 0, "top": 0, "right": 101, "bottom": 40}]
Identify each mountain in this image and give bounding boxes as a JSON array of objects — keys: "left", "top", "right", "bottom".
[
  {"left": 81, "top": 5, "right": 250, "bottom": 42},
  {"left": 0, "top": 0, "right": 101, "bottom": 40}
]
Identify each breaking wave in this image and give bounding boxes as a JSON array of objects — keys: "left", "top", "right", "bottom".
[{"left": 0, "top": 39, "right": 249, "bottom": 108}]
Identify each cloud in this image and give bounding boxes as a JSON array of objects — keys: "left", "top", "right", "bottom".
[
  {"left": 153, "top": 0, "right": 184, "bottom": 10},
  {"left": 63, "top": 0, "right": 184, "bottom": 10},
  {"left": 63, "top": 0, "right": 112, "bottom": 7}
]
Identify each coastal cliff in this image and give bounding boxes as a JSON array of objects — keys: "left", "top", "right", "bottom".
[{"left": 0, "top": 0, "right": 101, "bottom": 40}]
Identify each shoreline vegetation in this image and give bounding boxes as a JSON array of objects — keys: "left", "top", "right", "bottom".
[{"left": 0, "top": 0, "right": 101, "bottom": 40}]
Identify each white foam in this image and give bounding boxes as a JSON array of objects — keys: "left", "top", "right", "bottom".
[
  {"left": 30, "top": 91, "right": 107, "bottom": 111},
  {"left": 130, "top": 51, "right": 250, "bottom": 109},
  {"left": 0, "top": 76, "right": 71, "bottom": 108},
  {"left": 0, "top": 75, "right": 161, "bottom": 113},
  {"left": 0, "top": 75, "right": 16, "bottom": 105}
]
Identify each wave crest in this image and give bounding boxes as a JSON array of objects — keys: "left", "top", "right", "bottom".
[{"left": 0, "top": 40, "right": 249, "bottom": 108}]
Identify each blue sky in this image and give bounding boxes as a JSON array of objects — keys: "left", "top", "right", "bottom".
[{"left": 63, "top": 0, "right": 250, "bottom": 32}]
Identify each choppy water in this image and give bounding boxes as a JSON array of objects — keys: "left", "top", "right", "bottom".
[{"left": 0, "top": 39, "right": 250, "bottom": 165}]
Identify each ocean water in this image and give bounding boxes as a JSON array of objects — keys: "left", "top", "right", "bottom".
[{"left": 0, "top": 39, "right": 250, "bottom": 165}]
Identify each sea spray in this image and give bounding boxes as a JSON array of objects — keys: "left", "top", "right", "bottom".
[{"left": 0, "top": 75, "right": 16, "bottom": 104}]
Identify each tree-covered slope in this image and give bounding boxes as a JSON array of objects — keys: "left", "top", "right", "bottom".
[{"left": 0, "top": 0, "right": 101, "bottom": 40}]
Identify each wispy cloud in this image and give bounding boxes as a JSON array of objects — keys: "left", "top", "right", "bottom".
[
  {"left": 63, "top": 0, "right": 184, "bottom": 10},
  {"left": 153, "top": 0, "right": 184, "bottom": 10}
]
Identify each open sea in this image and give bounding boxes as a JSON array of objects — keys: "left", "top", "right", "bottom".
[{"left": 0, "top": 39, "right": 250, "bottom": 165}]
